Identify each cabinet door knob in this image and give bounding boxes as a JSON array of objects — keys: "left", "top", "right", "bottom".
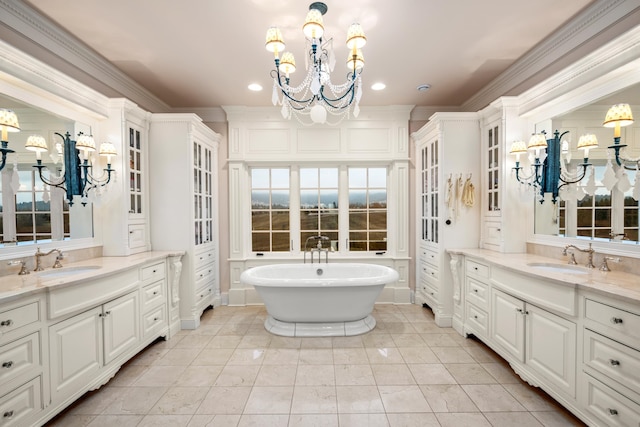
[
  {"left": 608, "top": 408, "right": 618, "bottom": 416},
  {"left": 609, "top": 359, "right": 621, "bottom": 366},
  {"left": 153, "top": 291, "right": 158, "bottom": 295},
  {"left": 473, "top": 315, "right": 478, "bottom": 319},
  {"left": 3, "top": 411, "right": 14, "bottom": 418},
  {"left": 610, "top": 317, "right": 623, "bottom": 324},
  {"left": 473, "top": 289, "right": 478, "bottom": 293},
  {"left": 0, "top": 319, "right": 13, "bottom": 327},
  {"left": 2, "top": 361, "right": 13, "bottom": 368}
]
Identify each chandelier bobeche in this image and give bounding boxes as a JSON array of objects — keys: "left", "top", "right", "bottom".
[{"left": 265, "top": 2, "right": 366, "bottom": 124}]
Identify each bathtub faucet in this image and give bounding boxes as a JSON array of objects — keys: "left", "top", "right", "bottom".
[{"left": 304, "top": 235, "right": 330, "bottom": 264}]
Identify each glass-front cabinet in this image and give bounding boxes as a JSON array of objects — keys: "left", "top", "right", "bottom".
[
  {"left": 129, "top": 125, "right": 143, "bottom": 216},
  {"left": 149, "top": 113, "right": 221, "bottom": 330},
  {"left": 412, "top": 113, "right": 480, "bottom": 327}
]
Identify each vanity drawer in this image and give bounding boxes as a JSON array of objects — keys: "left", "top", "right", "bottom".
[
  {"left": 0, "top": 302, "right": 39, "bottom": 342},
  {"left": 420, "top": 263, "right": 439, "bottom": 282},
  {"left": 584, "top": 329, "right": 640, "bottom": 396},
  {"left": 0, "top": 376, "right": 42, "bottom": 427},
  {"left": 466, "top": 303, "right": 488, "bottom": 338},
  {"left": 420, "top": 248, "right": 438, "bottom": 267},
  {"left": 194, "top": 249, "right": 215, "bottom": 270},
  {"left": 420, "top": 279, "right": 438, "bottom": 302},
  {"left": 195, "top": 263, "right": 215, "bottom": 286},
  {"left": 466, "top": 259, "right": 489, "bottom": 278},
  {"left": 141, "top": 262, "right": 165, "bottom": 283},
  {"left": 0, "top": 333, "right": 40, "bottom": 387},
  {"left": 195, "top": 284, "right": 213, "bottom": 311},
  {"left": 141, "top": 281, "right": 165, "bottom": 312},
  {"left": 467, "top": 277, "right": 489, "bottom": 310},
  {"left": 583, "top": 374, "right": 640, "bottom": 427},
  {"left": 142, "top": 305, "right": 166, "bottom": 337},
  {"left": 585, "top": 299, "right": 640, "bottom": 343}
]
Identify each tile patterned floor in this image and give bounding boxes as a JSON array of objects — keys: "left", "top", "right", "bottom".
[{"left": 45, "top": 304, "right": 587, "bottom": 427}]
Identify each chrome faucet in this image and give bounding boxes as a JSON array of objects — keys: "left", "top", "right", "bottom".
[
  {"left": 562, "top": 243, "right": 595, "bottom": 268},
  {"left": 304, "top": 235, "right": 330, "bottom": 264},
  {"left": 34, "top": 247, "right": 64, "bottom": 271}
]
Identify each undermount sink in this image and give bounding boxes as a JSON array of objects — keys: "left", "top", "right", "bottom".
[
  {"left": 526, "top": 263, "right": 590, "bottom": 275},
  {"left": 36, "top": 265, "right": 101, "bottom": 278}
]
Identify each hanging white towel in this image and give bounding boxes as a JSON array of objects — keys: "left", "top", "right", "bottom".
[{"left": 461, "top": 176, "right": 475, "bottom": 207}]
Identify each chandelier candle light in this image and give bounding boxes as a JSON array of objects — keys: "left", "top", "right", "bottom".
[
  {"left": 266, "top": 2, "right": 367, "bottom": 124},
  {"left": 603, "top": 103, "right": 636, "bottom": 170}
]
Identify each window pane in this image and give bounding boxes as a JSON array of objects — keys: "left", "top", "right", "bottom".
[
  {"left": 319, "top": 168, "right": 338, "bottom": 187},
  {"left": 300, "top": 210, "right": 318, "bottom": 230},
  {"left": 301, "top": 190, "right": 318, "bottom": 208},
  {"left": 251, "top": 190, "right": 269, "bottom": 209},
  {"left": 271, "top": 190, "right": 289, "bottom": 208},
  {"left": 271, "top": 169, "right": 289, "bottom": 188},
  {"left": 252, "top": 169, "right": 269, "bottom": 187},
  {"left": 369, "top": 191, "right": 386, "bottom": 208},
  {"left": 271, "top": 232, "right": 290, "bottom": 251},
  {"left": 252, "top": 233, "right": 270, "bottom": 251},
  {"left": 349, "top": 211, "right": 367, "bottom": 229},
  {"left": 320, "top": 190, "right": 338, "bottom": 208},
  {"left": 252, "top": 211, "right": 270, "bottom": 230},
  {"left": 348, "top": 168, "right": 366, "bottom": 187},
  {"left": 368, "top": 168, "right": 386, "bottom": 187},
  {"left": 349, "top": 190, "right": 366, "bottom": 208},
  {"left": 320, "top": 211, "right": 338, "bottom": 230},
  {"left": 300, "top": 168, "right": 319, "bottom": 187},
  {"left": 272, "top": 211, "right": 290, "bottom": 230},
  {"left": 369, "top": 211, "right": 387, "bottom": 229}
]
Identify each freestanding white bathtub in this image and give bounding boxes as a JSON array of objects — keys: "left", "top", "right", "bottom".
[{"left": 240, "top": 263, "right": 399, "bottom": 337}]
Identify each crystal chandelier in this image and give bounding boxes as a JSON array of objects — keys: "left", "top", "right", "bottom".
[{"left": 265, "top": 2, "right": 366, "bottom": 124}]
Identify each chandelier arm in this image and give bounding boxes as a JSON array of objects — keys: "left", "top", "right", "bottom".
[
  {"left": 558, "top": 163, "right": 589, "bottom": 186},
  {"left": 33, "top": 163, "right": 67, "bottom": 190}
]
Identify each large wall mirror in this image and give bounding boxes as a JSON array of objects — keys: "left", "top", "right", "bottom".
[
  {"left": 0, "top": 93, "right": 94, "bottom": 248},
  {"left": 533, "top": 83, "right": 640, "bottom": 245}
]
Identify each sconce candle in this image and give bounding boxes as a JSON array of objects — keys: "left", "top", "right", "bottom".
[
  {"left": 0, "top": 108, "right": 20, "bottom": 171},
  {"left": 25, "top": 134, "right": 48, "bottom": 160},
  {"left": 577, "top": 134, "right": 598, "bottom": 162},
  {"left": 603, "top": 103, "right": 636, "bottom": 170}
]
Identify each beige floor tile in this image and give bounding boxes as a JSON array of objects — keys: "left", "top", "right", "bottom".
[
  {"left": 361, "top": 332, "right": 396, "bottom": 348},
  {"left": 338, "top": 413, "right": 390, "bottom": 427},
  {"left": 335, "top": 364, "right": 376, "bottom": 386},
  {"left": 269, "top": 336, "right": 302, "bottom": 348},
  {"left": 436, "top": 412, "right": 492, "bottom": 427},
  {"left": 419, "top": 384, "right": 479, "bottom": 412},
  {"left": 67, "top": 387, "right": 123, "bottom": 415},
  {"left": 332, "top": 336, "right": 364, "bottom": 348},
  {"left": 237, "top": 334, "right": 272, "bottom": 348},
  {"left": 445, "top": 363, "right": 497, "bottom": 384},
  {"left": 206, "top": 335, "right": 242, "bottom": 349},
  {"left": 290, "top": 385, "right": 338, "bottom": 414},
  {"left": 299, "top": 348, "right": 334, "bottom": 364},
  {"left": 431, "top": 346, "right": 477, "bottom": 363},
  {"left": 196, "top": 386, "right": 252, "bottom": 415},
  {"left": 133, "top": 365, "right": 187, "bottom": 387},
  {"left": 371, "top": 364, "right": 416, "bottom": 385},
  {"left": 154, "top": 348, "right": 202, "bottom": 366},
  {"left": 237, "top": 414, "right": 290, "bottom": 427},
  {"left": 408, "top": 363, "right": 457, "bottom": 385},
  {"left": 85, "top": 415, "right": 143, "bottom": 427},
  {"left": 186, "top": 414, "right": 241, "bottom": 427},
  {"left": 378, "top": 385, "right": 432, "bottom": 413},
  {"left": 295, "top": 364, "right": 335, "bottom": 386},
  {"left": 243, "top": 386, "right": 294, "bottom": 414},
  {"left": 483, "top": 411, "right": 544, "bottom": 426},
  {"left": 255, "top": 364, "right": 298, "bottom": 386},
  {"left": 421, "top": 333, "right": 461, "bottom": 347},
  {"left": 288, "top": 413, "right": 339, "bottom": 427},
  {"left": 263, "top": 348, "right": 300, "bottom": 365},
  {"left": 149, "top": 386, "right": 209, "bottom": 414},
  {"left": 214, "top": 364, "right": 260, "bottom": 386},
  {"left": 462, "top": 384, "right": 527, "bottom": 412},
  {"left": 336, "top": 385, "right": 385, "bottom": 413},
  {"left": 174, "top": 365, "right": 223, "bottom": 387},
  {"left": 191, "top": 348, "right": 235, "bottom": 365},
  {"left": 397, "top": 347, "right": 439, "bottom": 364},
  {"left": 332, "top": 348, "right": 369, "bottom": 364},
  {"left": 101, "top": 386, "right": 167, "bottom": 415},
  {"left": 173, "top": 334, "right": 213, "bottom": 349},
  {"left": 481, "top": 362, "right": 524, "bottom": 384},
  {"left": 365, "top": 347, "right": 405, "bottom": 364},
  {"left": 300, "top": 337, "right": 333, "bottom": 348},
  {"left": 226, "top": 348, "right": 266, "bottom": 365},
  {"left": 387, "top": 413, "right": 440, "bottom": 427},
  {"left": 391, "top": 333, "right": 427, "bottom": 347},
  {"left": 137, "top": 414, "right": 192, "bottom": 426},
  {"left": 531, "top": 410, "right": 587, "bottom": 426},
  {"left": 45, "top": 413, "right": 95, "bottom": 427},
  {"left": 503, "top": 383, "right": 563, "bottom": 411}
]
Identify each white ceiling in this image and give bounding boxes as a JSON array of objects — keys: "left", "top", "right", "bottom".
[{"left": 23, "top": 0, "right": 597, "bottom": 109}]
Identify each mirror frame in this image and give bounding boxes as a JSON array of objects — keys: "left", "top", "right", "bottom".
[
  {"left": 516, "top": 25, "right": 640, "bottom": 255},
  {"left": 0, "top": 39, "right": 111, "bottom": 259}
]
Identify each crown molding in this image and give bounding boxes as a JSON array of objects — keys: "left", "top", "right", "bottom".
[
  {"left": 462, "top": 0, "right": 640, "bottom": 112},
  {"left": 0, "top": 0, "right": 170, "bottom": 113}
]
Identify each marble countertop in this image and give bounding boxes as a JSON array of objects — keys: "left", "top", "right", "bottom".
[
  {"left": 448, "top": 248, "right": 640, "bottom": 304},
  {"left": 0, "top": 251, "right": 183, "bottom": 305}
]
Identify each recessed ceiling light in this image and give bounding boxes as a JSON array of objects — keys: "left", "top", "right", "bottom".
[
  {"left": 371, "top": 82, "right": 386, "bottom": 91},
  {"left": 417, "top": 84, "right": 431, "bottom": 92},
  {"left": 248, "top": 83, "right": 263, "bottom": 91}
]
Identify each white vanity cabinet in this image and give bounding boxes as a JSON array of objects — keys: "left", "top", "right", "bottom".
[
  {"left": 149, "top": 113, "right": 222, "bottom": 330},
  {"left": 581, "top": 294, "right": 640, "bottom": 425},
  {"left": 49, "top": 289, "right": 139, "bottom": 400},
  {"left": 102, "top": 99, "right": 152, "bottom": 256},
  {"left": 491, "top": 288, "right": 577, "bottom": 397},
  {"left": 412, "top": 113, "right": 481, "bottom": 326},
  {"left": 0, "top": 297, "right": 45, "bottom": 427}
]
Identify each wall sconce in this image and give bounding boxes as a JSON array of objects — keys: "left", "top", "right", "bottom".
[
  {"left": 26, "top": 131, "right": 116, "bottom": 206},
  {"left": 603, "top": 103, "right": 636, "bottom": 170},
  {"left": 0, "top": 108, "right": 20, "bottom": 171},
  {"left": 511, "top": 129, "right": 596, "bottom": 204}
]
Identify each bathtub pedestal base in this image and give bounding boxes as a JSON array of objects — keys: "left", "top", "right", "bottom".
[{"left": 264, "top": 314, "right": 377, "bottom": 337}]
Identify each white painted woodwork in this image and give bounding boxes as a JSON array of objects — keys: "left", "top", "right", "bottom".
[
  {"left": 491, "top": 288, "right": 526, "bottom": 362},
  {"left": 102, "top": 292, "right": 140, "bottom": 365},
  {"left": 0, "top": 376, "right": 42, "bottom": 427},
  {"left": 225, "top": 106, "right": 412, "bottom": 306},
  {"left": 412, "top": 113, "right": 481, "bottom": 325},
  {"left": 149, "top": 114, "right": 221, "bottom": 329}
]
